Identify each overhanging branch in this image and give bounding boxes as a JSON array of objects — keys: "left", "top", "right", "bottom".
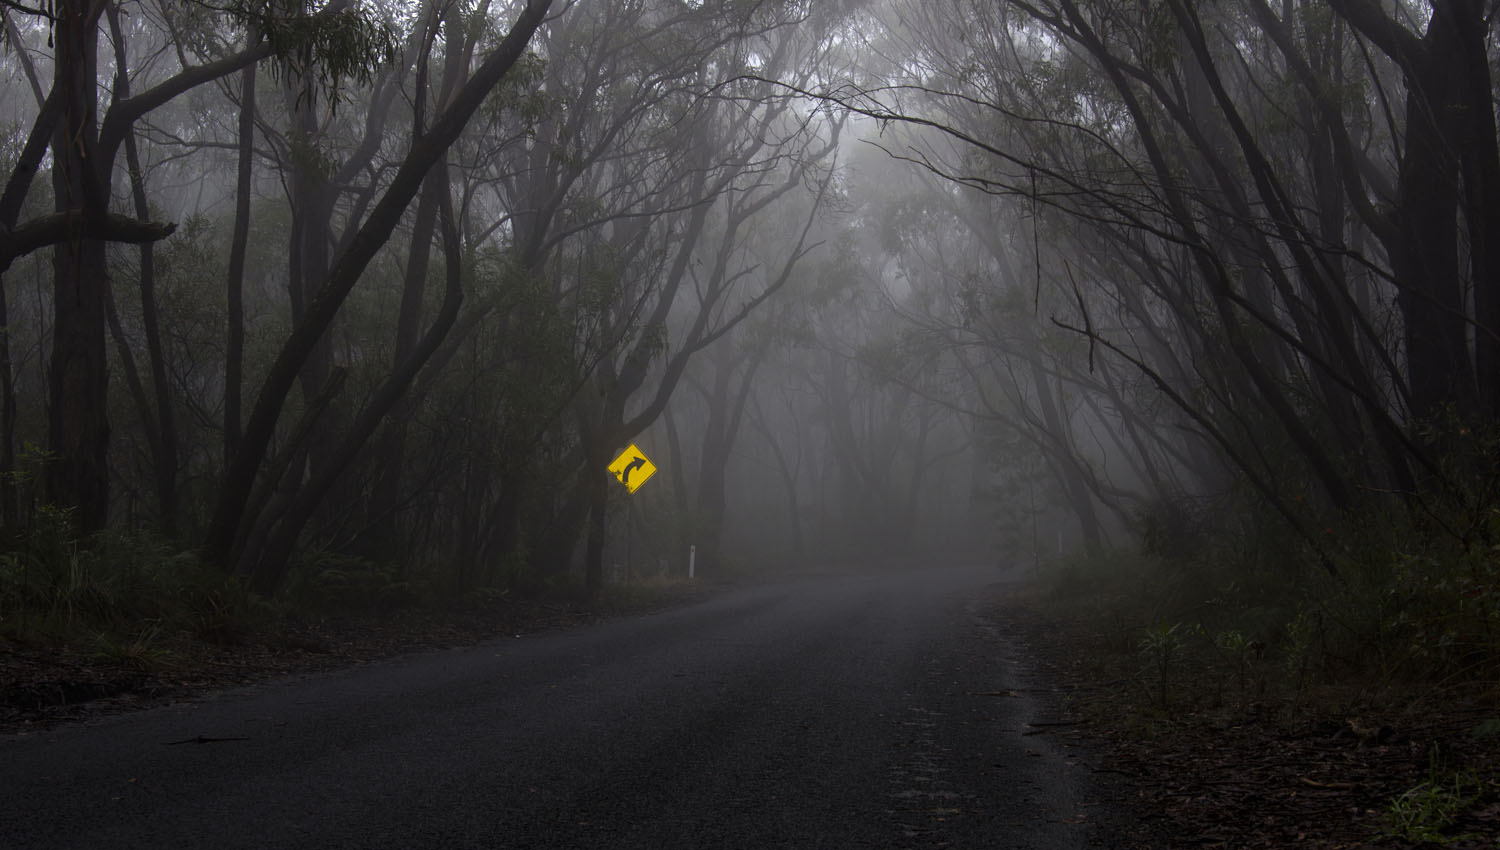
[{"left": 0, "top": 212, "right": 176, "bottom": 271}]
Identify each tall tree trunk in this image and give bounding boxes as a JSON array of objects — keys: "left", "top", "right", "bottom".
[
  {"left": 692, "top": 336, "right": 765, "bottom": 575},
  {"left": 363, "top": 0, "right": 465, "bottom": 555},
  {"left": 1027, "top": 354, "right": 1104, "bottom": 556},
  {"left": 364, "top": 167, "right": 443, "bottom": 553},
  {"left": 203, "top": 0, "right": 554, "bottom": 567},
  {"left": 1390, "top": 49, "right": 1473, "bottom": 421},
  {"left": 530, "top": 477, "right": 589, "bottom": 577},
  {"left": 1327, "top": 0, "right": 1492, "bottom": 422},
  {"left": 287, "top": 108, "right": 335, "bottom": 411},
  {"left": 103, "top": 5, "right": 179, "bottom": 534},
  {"left": 0, "top": 277, "right": 15, "bottom": 529},
  {"left": 245, "top": 161, "right": 467, "bottom": 594},
  {"left": 47, "top": 0, "right": 109, "bottom": 531},
  {"left": 1451, "top": 0, "right": 1500, "bottom": 417},
  {"left": 476, "top": 457, "right": 526, "bottom": 586},
  {"left": 122, "top": 135, "right": 178, "bottom": 534},
  {"left": 747, "top": 393, "right": 803, "bottom": 561},
  {"left": 1058, "top": 0, "right": 1355, "bottom": 510},
  {"left": 224, "top": 41, "right": 257, "bottom": 464}
]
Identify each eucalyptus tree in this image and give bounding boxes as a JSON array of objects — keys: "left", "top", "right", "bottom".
[
  {"left": 730, "top": 174, "right": 976, "bottom": 559},
  {"left": 688, "top": 226, "right": 869, "bottom": 567},
  {"left": 0, "top": 0, "right": 411, "bottom": 539},
  {"left": 886, "top": 205, "right": 1116, "bottom": 555},
  {"left": 201, "top": 0, "right": 554, "bottom": 592},
  {"left": 104, "top": 4, "right": 182, "bottom": 534},
  {"left": 1, "top": 0, "right": 220, "bottom": 532},
  {"left": 739, "top": 344, "right": 816, "bottom": 560},
  {"left": 566, "top": 90, "right": 840, "bottom": 589},
  {"left": 668, "top": 199, "right": 847, "bottom": 577},
  {"left": 222, "top": 0, "right": 466, "bottom": 586},
  {"left": 1321, "top": 0, "right": 1500, "bottom": 420},
  {"left": 854, "top": 157, "right": 1216, "bottom": 557},
  {"left": 432, "top": 0, "right": 851, "bottom": 591},
  {"left": 983, "top": 0, "right": 1492, "bottom": 538},
  {"left": 799, "top": 0, "right": 1500, "bottom": 568}
]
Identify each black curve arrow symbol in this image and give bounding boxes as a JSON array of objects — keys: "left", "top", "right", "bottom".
[{"left": 621, "top": 456, "right": 647, "bottom": 485}]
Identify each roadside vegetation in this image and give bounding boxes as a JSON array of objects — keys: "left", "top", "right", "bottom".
[
  {"left": 0, "top": 508, "right": 252, "bottom": 657},
  {"left": 1026, "top": 455, "right": 1500, "bottom": 848},
  {"left": 2, "top": 0, "right": 1500, "bottom": 842},
  {"left": 0, "top": 508, "right": 710, "bottom": 732}
]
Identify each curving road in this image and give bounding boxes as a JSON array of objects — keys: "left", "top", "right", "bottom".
[{"left": 1, "top": 564, "right": 1133, "bottom": 849}]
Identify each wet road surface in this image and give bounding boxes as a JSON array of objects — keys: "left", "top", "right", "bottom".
[{"left": 2, "top": 564, "right": 1134, "bottom": 848}]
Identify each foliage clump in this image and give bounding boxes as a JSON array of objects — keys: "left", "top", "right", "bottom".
[
  {"left": 1041, "top": 450, "right": 1500, "bottom": 844},
  {"left": 1381, "top": 748, "right": 1491, "bottom": 846},
  {"left": 0, "top": 507, "right": 265, "bottom": 658},
  {"left": 284, "top": 551, "right": 423, "bottom": 615}
]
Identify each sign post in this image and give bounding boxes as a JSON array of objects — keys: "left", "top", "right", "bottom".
[{"left": 607, "top": 444, "right": 657, "bottom": 582}]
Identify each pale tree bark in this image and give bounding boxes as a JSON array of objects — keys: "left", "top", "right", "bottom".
[{"left": 224, "top": 31, "right": 259, "bottom": 465}]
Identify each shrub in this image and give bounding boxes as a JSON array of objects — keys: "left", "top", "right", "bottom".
[
  {"left": 286, "top": 551, "right": 423, "bottom": 614},
  {"left": 0, "top": 509, "right": 263, "bottom": 647}
]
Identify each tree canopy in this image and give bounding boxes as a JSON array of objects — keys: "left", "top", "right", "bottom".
[{"left": 0, "top": 0, "right": 1495, "bottom": 613}]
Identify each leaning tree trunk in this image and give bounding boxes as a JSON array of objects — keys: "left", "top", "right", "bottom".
[
  {"left": 203, "top": 0, "right": 554, "bottom": 567},
  {"left": 365, "top": 0, "right": 469, "bottom": 557},
  {"left": 244, "top": 166, "right": 466, "bottom": 594}
]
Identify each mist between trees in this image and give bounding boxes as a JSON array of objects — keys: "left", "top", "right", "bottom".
[{"left": 1, "top": 0, "right": 1498, "bottom": 665}]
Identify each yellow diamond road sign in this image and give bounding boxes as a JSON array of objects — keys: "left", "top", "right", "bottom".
[{"left": 608, "top": 444, "right": 657, "bottom": 494}]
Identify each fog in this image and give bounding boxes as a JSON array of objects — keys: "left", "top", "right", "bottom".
[{"left": 0, "top": 0, "right": 1489, "bottom": 602}]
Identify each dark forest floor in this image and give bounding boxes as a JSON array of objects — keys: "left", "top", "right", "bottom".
[
  {"left": 4, "top": 573, "right": 1498, "bottom": 848},
  {"left": 985, "top": 582, "right": 1500, "bottom": 849}
]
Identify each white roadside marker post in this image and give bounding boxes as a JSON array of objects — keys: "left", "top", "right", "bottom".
[{"left": 689, "top": 545, "right": 696, "bottom": 579}]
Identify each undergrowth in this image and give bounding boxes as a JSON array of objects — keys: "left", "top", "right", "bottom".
[
  {"left": 1381, "top": 746, "right": 1489, "bottom": 846},
  {"left": 1043, "top": 495, "right": 1500, "bottom": 717},
  {"left": 1, "top": 507, "right": 705, "bottom": 669},
  {"left": 1038, "top": 487, "right": 1500, "bottom": 845},
  {"left": 0, "top": 507, "right": 264, "bottom": 659}
]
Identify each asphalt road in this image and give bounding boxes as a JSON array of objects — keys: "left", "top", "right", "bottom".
[{"left": 2, "top": 564, "right": 1134, "bottom": 849}]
